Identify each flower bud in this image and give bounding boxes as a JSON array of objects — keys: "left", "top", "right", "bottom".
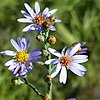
[
  {"left": 43, "top": 50, "right": 49, "bottom": 57},
  {"left": 36, "top": 34, "right": 45, "bottom": 42},
  {"left": 44, "top": 94, "right": 50, "bottom": 100},
  {"left": 43, "top": 20, "right": 51, "bottom": 28},
  {"left": 49, "top": 15, "right": 56, "bottom": 22},
  {"left": 44, "top": 75, "right": 52, "bottom": 83},
  {"left": 11, "top": 77, "right": 24, "bottom": 85},
  {"left": 48, "top": 35, "right": 56, "bottom": 44}
]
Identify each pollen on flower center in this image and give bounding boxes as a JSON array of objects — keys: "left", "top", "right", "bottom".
[
  {"left": 60, "top": 56, "right": 72, "bottom": 68},
  {"left": 43, "top": 20, "right": 51, "bottom": 28},
  {"left": 16, "top": 51, "right": 28, "bottom": 63},
  {"left": 34, "top": 14, "right": 44, "bottom": 25}
]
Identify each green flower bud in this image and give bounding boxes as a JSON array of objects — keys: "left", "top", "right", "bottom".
[
  {"left": 36, "top": 34, "right": 45, "bottom": 42},
  {"left": 11, "top": 77, "right": 24, "bottom": 85}
]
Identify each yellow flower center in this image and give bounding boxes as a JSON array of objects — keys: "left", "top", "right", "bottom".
[
  {"left": 78, "top": 47, "right": 82, "bottom": 51},
  {"left": 16, "top": 51, "right": 28, "bottom": 63},
  {"left": 34, "top": 14, "right": 44, "bottom": 25},
  {"left": 60, "top": 56, "right": 72, "bottom": 69}
]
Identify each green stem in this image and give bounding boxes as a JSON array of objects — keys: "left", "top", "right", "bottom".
[
  {"left": 23, "top": 78, "right": 44, "bottom": 99},
  {"left": 44, "top": 30, "right": 53, "bottom": 100}
]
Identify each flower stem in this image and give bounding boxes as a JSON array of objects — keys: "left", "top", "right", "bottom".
[
  {"left": 23, "top": 78, "right": 44, "bottom": 99},
  {"left": 44, "top": 30, "right": 53, "bottom": 100}
]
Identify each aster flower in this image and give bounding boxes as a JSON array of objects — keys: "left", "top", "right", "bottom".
[
  {"left": 0, "top": 36, "right": 41, "bottom": 78},
  {"left": 45, "top": 43, "right": 88, "bottom": 84},
  {"left": 71, "top": 42, "right": 87, "bottom": 54},
  {"left": 67, "top": 98, "right": 76, "bottom": 100},
  {"left": 17, "top": 2, "right": 61, "bottom": 33}
]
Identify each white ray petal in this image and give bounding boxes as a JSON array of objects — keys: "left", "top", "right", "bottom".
[
  {"left": 14, "top": 65, "right": 20, "bottom": 75},
  {"left": 21, "top": 10, "right": 32, "bottom": 19},
  {"left": 69, "top": 43, "right": 80, "bottom": 56},
  {"left": 35, "top": 2, "right": 40, "bottom": 14},
  {"left": 61, "top": 47, "right": 66, "bottom": 56},
  {"left": 21, "top": 36, "right": 27, "bottom": 50},
  {"left": 49, "top": 25, "right": 56, "bottom": 31},
  {"left": 45, "top": 58, "right": 59, "bottom": 64},
  {"left": 42, "top": 7, "right": 49, "bottom": 15},
  {"left": 22, "top": 24, "right": 35, "bottom": 32},
  {"left": 24, "top": 3, "right": 35, "bottom": 18},
  {"left": 65, "top": 47, "right": 72, "bottom": 56},
  {"left": 72, "top": 55, "right": 88, "bottom": 60},
  {"left": 73, "top": 59, "right": 88, "bottom": 63},
  {"left": 48, "top": 48, "right": 61, "bottom": 57},
  {"left": 71, "top": 63, "right": 87, "bottom": 71},
  {"left": 8, "top": 64, "right": 16, "bottom": 70},
  {"left": 54, "top": 19, "right": 61, "bottom": 23},
  {"left": 70, "top": 65, "right": 84, "bottom": 76},
  {"left": 59, "top": 66, "right": 67, "bottom": 84},
  {"left": 5, "top": 59, "right": 14, "bottom": 66},
  {"left": 11, "top": 39, "right": 21, "bottom": 51},
  {"left": 17, "top": 18, "right": 32, "bottom": 23},
  {"left": 1, "top": 50, "right": 16, "bottom": 56},
  {"left": 51, "top": 63, "right": 61, "bottom": 78},
  {"left": 47, "top": 9, "right": 58, "bottom": 17}
]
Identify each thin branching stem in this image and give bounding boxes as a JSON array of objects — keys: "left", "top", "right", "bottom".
[{"left": 23, "top": 78, "right": 44, "bottom": 99}]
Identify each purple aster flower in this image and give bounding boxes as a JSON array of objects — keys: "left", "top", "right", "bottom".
[
  {"left": 67, "top": 98, "right": 76, "bottom": 100},
  {"left": 17, "top": 2, "right": 61, "bottom": 33},
  {"left": 45, "top": 43, "right": 88, "bottom": 84},
  {"left": 71, "top": 42, "right": 87, "bottom": 54},
  {"left": 0, "top": 36, "right": 41, "bottom": 78}
]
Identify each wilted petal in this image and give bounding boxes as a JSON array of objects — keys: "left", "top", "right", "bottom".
[
  {"left": 59, "top": 66, "right": 67, "bottom": 84},
  {"left": 51, "top": 63, "right": 61, "bottom": 78},
  {"left": 48, "top": 48, "right": 61, "bottom": 57}
]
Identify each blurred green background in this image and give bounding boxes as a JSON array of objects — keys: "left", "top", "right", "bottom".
[{"left": 0, "top": 0, "right": 100, "bottom": 100}]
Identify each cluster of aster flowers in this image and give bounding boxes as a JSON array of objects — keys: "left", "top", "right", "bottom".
[
  {"left": 0, "top": 1, "right": 88, "bottom": 100},
  {"left": 17, "top": 2, "right": 61, "bottom": 34}
]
